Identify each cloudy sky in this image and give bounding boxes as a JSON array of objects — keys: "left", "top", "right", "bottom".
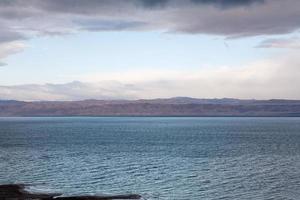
[{"left": 0, "top": 0, "right": 300, "bottom": 101}]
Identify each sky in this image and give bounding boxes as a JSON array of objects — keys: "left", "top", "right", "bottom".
[{"left": 0, "top": 0, "right": 299, "bottom": 101}]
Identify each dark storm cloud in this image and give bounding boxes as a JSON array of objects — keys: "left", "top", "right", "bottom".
[
  {"left": 0, "top": 0, "right": 296, "bottom": 36},
  {"left": 18, "top": 0, "right": 169, "bottom": 14},
  {"left": 0, "top": 0, "right": 300, "bottom": 57},
  {"left": 37, "top": 0, "right": 265, "bottom": 11},
  {"left": 0, "top": 30, "right": 26, "bottom": 43},
  {"left": 75, "top": 19, "right": 146, "bottom": 31},
  {"left": 0, "top": 0, "right": 17, "bottom": 6},
  {"left": 162, "top": 0, "right": 300, "bottom": 37},
  {"left": 0, "top": 0, "right": 265, "bottom": 15},
  {"left": 138, "top": 0, "right": 170, "bottom": 8},
  {"left": 190, "top": 0, "right": 264, "bottom": 7},
  {"left": 34, "top": 0, "right": 117, "bottom": 14}
]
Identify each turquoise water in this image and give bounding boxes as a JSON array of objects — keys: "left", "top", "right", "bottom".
[{"left": 1, "top": 117, "right": 300, "bottom": 199}]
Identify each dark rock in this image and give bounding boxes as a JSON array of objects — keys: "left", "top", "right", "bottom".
[{"left": 0, "top": 184, "right": 141, "bottom": 200}]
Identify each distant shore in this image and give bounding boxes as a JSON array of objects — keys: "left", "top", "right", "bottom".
[{"left": 1, "top": 97, "right": 300, "bottom": 117}]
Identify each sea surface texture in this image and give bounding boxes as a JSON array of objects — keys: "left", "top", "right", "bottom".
[{"left": 1, "top": 117, "right": 300, "bottom": 200}]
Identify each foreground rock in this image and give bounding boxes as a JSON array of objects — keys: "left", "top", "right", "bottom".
[{"left": 0, "top": 184, "right": 141, "bottom": 200}]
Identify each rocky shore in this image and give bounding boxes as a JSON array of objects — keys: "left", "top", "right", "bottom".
[{"left": 0, "top": 184, "right": 141, "bottom": 200}]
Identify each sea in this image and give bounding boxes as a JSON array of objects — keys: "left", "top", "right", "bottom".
[{"left": 0, "top": 117, "right": 300, "bottom": 200}]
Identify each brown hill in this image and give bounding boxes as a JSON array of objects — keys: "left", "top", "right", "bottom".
[{"left": 0, "top": 97, "right": 300, "bottom": 117}]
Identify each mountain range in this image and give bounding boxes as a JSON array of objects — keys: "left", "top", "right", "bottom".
[{"left": 0, "top": 97, "right": 300, "bottom": 117}]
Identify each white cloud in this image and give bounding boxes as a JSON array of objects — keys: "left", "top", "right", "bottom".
[
  {"left": 0, "top": 42, "right": 26, "bottom": 59},
  {"left": 257, "top": 37, "right": 300, "bottom": 49},
  {"left": 1, "top": 53, "right": 299, "bottom": 101}
]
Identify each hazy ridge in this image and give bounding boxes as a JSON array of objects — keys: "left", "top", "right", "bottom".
[{"left": 0, "top": 97, "right": 300, "bottom": 117}]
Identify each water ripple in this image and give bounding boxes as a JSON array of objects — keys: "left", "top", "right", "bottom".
[{"left": 1, "top": 117, "right": 300, "bottom": 199}]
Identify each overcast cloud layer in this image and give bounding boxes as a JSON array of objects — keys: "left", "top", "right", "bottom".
[
  {"left": 1, "top": 1, "right": 300, "bottom": 42},
  {"left": 1, "top": 0, "right": 300, "bottom": 59}
]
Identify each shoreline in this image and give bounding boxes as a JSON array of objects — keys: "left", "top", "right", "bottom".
[{"left": 0, "top": 184, "right": 141, "bottom": 200}]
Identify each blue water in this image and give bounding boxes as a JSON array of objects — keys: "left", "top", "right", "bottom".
[{"left": 1, "top": 117, "right": 300, "bottom": 199}]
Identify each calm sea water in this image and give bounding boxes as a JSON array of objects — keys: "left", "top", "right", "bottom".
[{"left": 1, "top": 117, "right": 300, "bottom": 200}]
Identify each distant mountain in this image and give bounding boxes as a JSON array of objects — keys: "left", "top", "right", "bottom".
[{"left": 0, "top": 98, "right": 300, "bottom": 117}]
